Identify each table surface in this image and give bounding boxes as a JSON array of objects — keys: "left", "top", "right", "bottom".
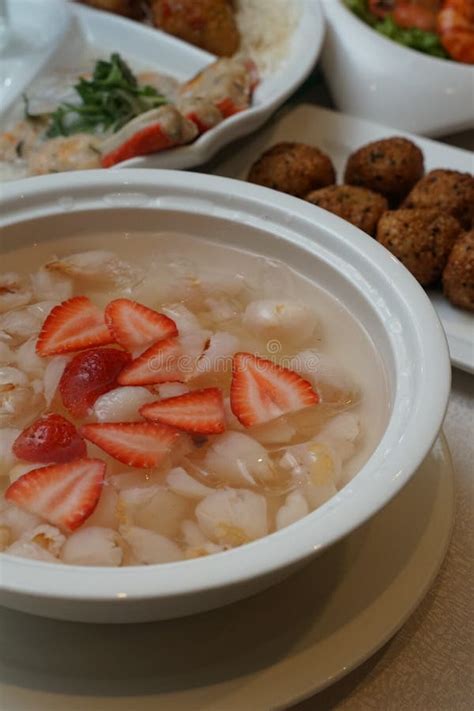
[
  {"left": 288, "top": 74, "right": 474, "bottom": 711},
  {"left": 295, "top": 368, "right": 474, "bottom": 711}
]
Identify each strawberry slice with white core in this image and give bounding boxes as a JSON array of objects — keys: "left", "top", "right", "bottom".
[
  {"left": 36, "top": 296, "right": 114, "bottom": 356},
  {"left": 230, "top": 352, "right": 319, "bottom": 428},
  {"left": 80, "top": 422, "right": 180, "bottom": 468},
  {"left": 4, "top": 458, "right": 105, "bottom": 532},
  {"left": 140, "top": 387, "right": 226, "bottom": 434},
  {"left": 117, "top": 336, "right": 186, "bottom": 386},
  {"left": 105, "top": 298, "right": 178, "bottom": 351}
]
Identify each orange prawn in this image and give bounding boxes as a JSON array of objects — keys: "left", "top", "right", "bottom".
[
  {"left": 437, "top": 0, "right": 474, "bottom": 63},
  {"left": 369, "top": 1, "right": 441, "bottom": 31}
]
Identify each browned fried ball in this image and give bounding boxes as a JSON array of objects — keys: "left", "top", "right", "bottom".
[
  {"left": 442, "top": 230, "right": 474, "bottom": 311},
  {"left": 344, "top": 137, "right": 424, "bottom": 206},
  {"left": 79, "top": 0, "right": 143, "bottom": 18},
  {"left": 403, "top": 169, "right": 474, "bottom": 230},
  {"left": 247, "top": 142, "right": 336, "bottom": 198},
  {"left": 151, "top": 0, "right": 240, "bottom": 57},
  {"left": 305, "top": 185, "right": 388, "bottom": 236},
  {"left": 376, "top": 209, "right": 461, "bottom": 286}
]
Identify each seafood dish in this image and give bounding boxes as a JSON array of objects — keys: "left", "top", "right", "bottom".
[
  {"left": 247, "top": 137, "right": 474, "bottom": 312},
  {"left": 344, "top": 0, "right": 474, "bottom": 64},
  {"left": 0, "top": 52, "right": 257, "bottom": 180},
  {"left": 78, "top": 0, "right": 301, "bottom": 68},
  {"left": 0, "top": 233, "right": 388, "bottom": 567},
  {"left": 1, "top": 0, "right": 323, "bottom": 174}
]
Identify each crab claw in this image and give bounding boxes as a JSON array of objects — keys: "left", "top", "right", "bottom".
[
  {"left": 180, "top": 57, "right": 258, "bottom": 119},
  {"left": 100, "top": 105, "right": 198, "bottom": 168}
]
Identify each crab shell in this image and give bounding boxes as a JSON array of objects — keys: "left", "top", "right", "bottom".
[{"left": 100, "top": 106, "right": 198, "bottom": 168}]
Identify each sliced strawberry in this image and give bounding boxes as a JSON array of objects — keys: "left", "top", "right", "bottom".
[
  {"left": 140, "top": 387, "right": 226, "bottom": 434},
  {"left": 80, "top": 422, "right": 180, "bottom": 469},
  {"left": 36, "top": 296, "right": 114, "bottom": 357},
  {"left": 5, "top": 458, "right": 105, "bottom": 532},
  {"left": 104, "top": 298, "right": 178, "bottom": 351},
  {"left": 230, "top": 352, "right": 319, "bottom": 428},
  {"left": 117, "top": 335, "right": 186, "bottom": 386},
  {"left": 13, "top": 413, "right": 87, "bottom": 464},
  {"left": 59, "top": 348, "right": 131, "bottom": 418}
]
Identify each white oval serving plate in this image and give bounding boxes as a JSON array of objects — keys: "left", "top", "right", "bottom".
[
  {"left": 0, "top": 0, "right": 72, "bottom": 115},
  {"left": 0, "top": 0, "right": 325, "bottom": 170}
]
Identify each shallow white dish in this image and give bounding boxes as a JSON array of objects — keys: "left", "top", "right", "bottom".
[
  {"left": 0, "top": 0, "right": 72, "bottom": 114},
  {"left": 212, "top": 103, "right": 474, "bottom": 374},
  {"left": 0, "top": 436, "right": 454, "bottom": 709},
  {"left": 0, "top": 169, "right": 450, "bottom": 622},
  {"left": 0, "top": 0, "right": 325, "bottom": 170},
  {"left": 320, "top": 0, "right": 474, "bottom": 137}
]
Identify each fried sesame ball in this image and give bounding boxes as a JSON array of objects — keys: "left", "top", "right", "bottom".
[
  {"left": 344, "top": 137, "right": 424, "bottom": 205},
  {"left": 443, "top": 230, "right": 474, "bottom": 311},
  {"left": 403, "top": 169, "right": 474, "bottom": 230},
  {"left": 151, "top": 0, "right": 240, "bottom": 57},
  {"left": 305, "top": 185, "right": 388, "bottom": 235},
  {"left": 247, "top": 142, "right": 336, "bottom": 198},
  {"left": 376, "top": 208, "right": 461, "bottom": 286}
]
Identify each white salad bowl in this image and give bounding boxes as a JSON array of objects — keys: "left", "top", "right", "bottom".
[
  {"left": 0, "top": 170, "right": 450, "bottom": 623},
  {"left": 321, "top": 0, "right": 474, "bottom": 137}
]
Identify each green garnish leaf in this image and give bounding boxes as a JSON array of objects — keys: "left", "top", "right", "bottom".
[
  {"left": 343, "top": 0, "right": 450, "bottom": 60},
  {"left": 46, "top": 53, "right": 168, "bottom": 139},
  {"left": 344, "top": 0, "right": 377, "bottom": 26},
  {"left": 375, "top": 16, "right": 449, "bottom": 58}
]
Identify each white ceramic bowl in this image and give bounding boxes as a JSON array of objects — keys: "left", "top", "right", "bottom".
[
  {"left": 321, "top": 0, "right": 474, "bottom": 137},
  {"left": 0, "top": 170, "right": 450, "bottom": 623}
]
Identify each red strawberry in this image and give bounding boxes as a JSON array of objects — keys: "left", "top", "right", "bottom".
[
  {"left": 140, "top": 387, "right": 226, "bottom": 434},
  {"left": 80, "top": 422, "right": 180, "bottom": 469},
  {"left": 105, "top": 298, "right": 178, "bottom": 351},
  {"left": 36, "top": 296, "right": 114, "bottom": 356},
  {"left": 230, "top": 352, "right": 319, "bottom": 428},
  {"left": 13, "top": 413, "right": 87, "bottom": 464},
  {"left": 117, "top": 336, "right": 185, "bottom": 386},
  {"left": 5, "top": 458, "right": 105, "bottom": 532},
  {"left": 59, "top": 348, "right": 131, "bottom": 418}
]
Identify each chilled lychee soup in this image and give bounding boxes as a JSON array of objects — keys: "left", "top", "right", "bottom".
[{"left": 0, "top": 232, "right": 389, "bottom": 567}]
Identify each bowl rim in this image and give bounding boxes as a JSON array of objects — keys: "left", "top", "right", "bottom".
[
  {"left": 0, "top": 169, "right": 451, "bottom": 603},
  {"left": 326, "top": 0, "right": 474, "bottom": 72}
]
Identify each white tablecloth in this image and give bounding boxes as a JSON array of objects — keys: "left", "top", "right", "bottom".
[{"left": 295, "top": 369, "right": 474, "bottom": 711}]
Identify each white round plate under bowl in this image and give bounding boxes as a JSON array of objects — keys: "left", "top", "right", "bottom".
[{"left": 0, "top": 435, "right": 454, "bottom": 711}]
